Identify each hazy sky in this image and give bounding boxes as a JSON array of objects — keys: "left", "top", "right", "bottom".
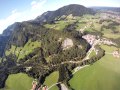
[{"left": 0, "top": 0, "right": 120, "bottom": 34}]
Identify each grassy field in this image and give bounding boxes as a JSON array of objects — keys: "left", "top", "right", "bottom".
[
  {"left": 89, "top": 50, "right": 96, "bottom": 58},
  {"left": 100, "top": 44, "right": 118, "bottom": 53},
  {"left": 69, "top": 45, "right": 120, "bottom": 90},
  {"left": 81, "top": 15, "right": 120, "bottom": 39},
  {"left": 44, "top": 20, "right": 75, "bottom": 31},
  {"left": 76, "top": 21, "right": 87, "bottom": 30},
  {"left": 17, "top": 40, "right": 41, "bottom": 60},
  {"left": 103, "top": 33, "right": 120, "bottom": 39},
  {"left": 44, "top": 71, "right": 59, "bottom": 90},
  {"left": 4, "top": 73, "right": 33, "bottom": 90}
]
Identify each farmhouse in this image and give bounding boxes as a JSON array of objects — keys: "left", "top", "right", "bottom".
[
  {"left": 112, "top": 50, "right": 120, "bottom": 58},
  {"left": 100, "top": 38, "right": 117, "bottom": 46}
]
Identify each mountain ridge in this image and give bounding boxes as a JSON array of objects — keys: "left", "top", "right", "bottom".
[{"left": 35, "top": 4, "right": 95, "bottom": 22}]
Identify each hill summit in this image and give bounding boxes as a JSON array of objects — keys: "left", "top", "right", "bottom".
[{"left": 35, "top": 4, "right": 95, "bottom": 22}]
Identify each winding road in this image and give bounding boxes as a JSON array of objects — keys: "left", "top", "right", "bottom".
[{"left": 48, "top": 39, "right": 101, "bottom": 90}]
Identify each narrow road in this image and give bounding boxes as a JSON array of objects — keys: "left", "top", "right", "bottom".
[
  {"left": 105, "top": 52, "right": 113, "bottom": 54},
  {"left": 48, "top": 83, "right": 68, "bottom": 90},
  {"left": 48, "top": 39, "right": 101, "bottom": 90},
  {"left": 79, "top": 21, "right": 93, "bottom": 33},
  {"left": 60, "top": 84, "right": 68, "bottom": 90},
  {"left": 83, "top": 39, "right": 100, "bottom": 60},
  {"left": 72, "top": 65, "right": 89, "bottom": 75},
  {"left": 51, "top": 39, "right": 100, "bottom": 68},
  {"left": 47, "top": 82, "right": 61, "bottom": 90},
  {"left": 71, "top": 39, "right": 100, "bottom": 74}
]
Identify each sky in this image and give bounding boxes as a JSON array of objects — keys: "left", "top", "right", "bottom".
[{"left": 0, "top": 0, "right": 120, "bottom": 34}]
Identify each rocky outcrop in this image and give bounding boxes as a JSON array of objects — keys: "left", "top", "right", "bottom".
[{"left": 62, "top": 38, "right": 73, "bottom": 50}]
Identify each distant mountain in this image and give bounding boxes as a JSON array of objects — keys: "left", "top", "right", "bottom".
[
  {"left": 91, "top": 7, "right": 120, "bottom": 12},
  {"left": 0, "top": 4, "right": 96, "bottom": 59},
  {"left": 0, "top": 4, "right": 95, "bottom": 59},
  {"left": 35, "top": 4, "right": 95, "bottom": 22},
  {"left": 2, "top": 4, "right": 95, "bottom": 37}
]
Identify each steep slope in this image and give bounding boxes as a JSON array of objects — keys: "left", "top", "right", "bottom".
[
  {"left": 0, "top": 35, "right": 9, "bottom": 58},
  {"left": 1, "top": 4, "right": 95, "bottom": 40},
  {"left": 4, "top": 21, "right": 89, "bottom": 62},
  {"left": 35, "top": 4, "right": 95, "bottom": 22},
  {"left": 0, "top": 19, "right": 90, "bottom": 89},
  {"left": 0, "top": 4, "right": 94, "bottom": 59},
  {"left": 0, "top": 22, "right": 22, "bottom": 58},
  {"left": 2, "top": 22, "right": 21, "bottom": 36}
]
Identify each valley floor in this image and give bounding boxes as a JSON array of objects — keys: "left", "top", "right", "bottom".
[{"left": 69, "top": 45, "right": 120, "bottom": 90}]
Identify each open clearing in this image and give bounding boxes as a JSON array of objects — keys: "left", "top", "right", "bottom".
[
  {"left": 44, "top": 71, "right": 59, "bottom": 90},
  {"left": 4, "top": 73, "right": 33, "bottom": 90}
]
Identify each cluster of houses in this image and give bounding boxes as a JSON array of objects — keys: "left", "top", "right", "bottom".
[
  {"left": 100, "top": 38, "right": 117, "bottom": 46},
  {"left": 112, "top": 50, "right": 120, "bottom": 58},
  {"left": 82, "top": 34, "right": 120, "bottom": 59},
  {"left": 100, "top": 11, "right": 120, "bottom": 20},
  {"left": 82, "top": 34, "right": 96, "bottom": 45}
]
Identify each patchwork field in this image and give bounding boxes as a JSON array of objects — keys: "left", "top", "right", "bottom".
[
  {"left": 44, "top": 20, "right": 75, "bottom": 31},
  {"left": 100, "top": 44, "right": 118, "bottom": 53},
  {"left": 3, "top": 73, "right": 33, "bottom": 90},
  {"left": 81, "top": 15, "right": 120, "bottom": 39},
  {"left": 5, "top": 39, "right": 41, "bottom": 61},
  {"left": 89, "top": 50, "right": 96, "bottom": 58}
]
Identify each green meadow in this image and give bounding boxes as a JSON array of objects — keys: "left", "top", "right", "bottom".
[
  {"left": 4, "top": 73, "right": 33, "bottom": 90},
  {"left": 5, "top": 39, "right": 41, "bottom": 61},
  {"left": 44, "top": 71, "right": 59, "bottom": 90},
  {"left": 44, "top": 19, "right": 76, "bottom": 31},
  {"left": 69, "top": 45, "right": 120, "bottom": 90}
]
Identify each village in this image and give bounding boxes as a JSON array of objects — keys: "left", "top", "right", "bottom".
[
  {"left": 82, "top": 34, "right": 120, "bottom": 58},
  {"left": 30, "top": 32, "right": 120, "bottom": 90},
  {"left": 34, "top": 16, "right": 120, "bottom": 90}
]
